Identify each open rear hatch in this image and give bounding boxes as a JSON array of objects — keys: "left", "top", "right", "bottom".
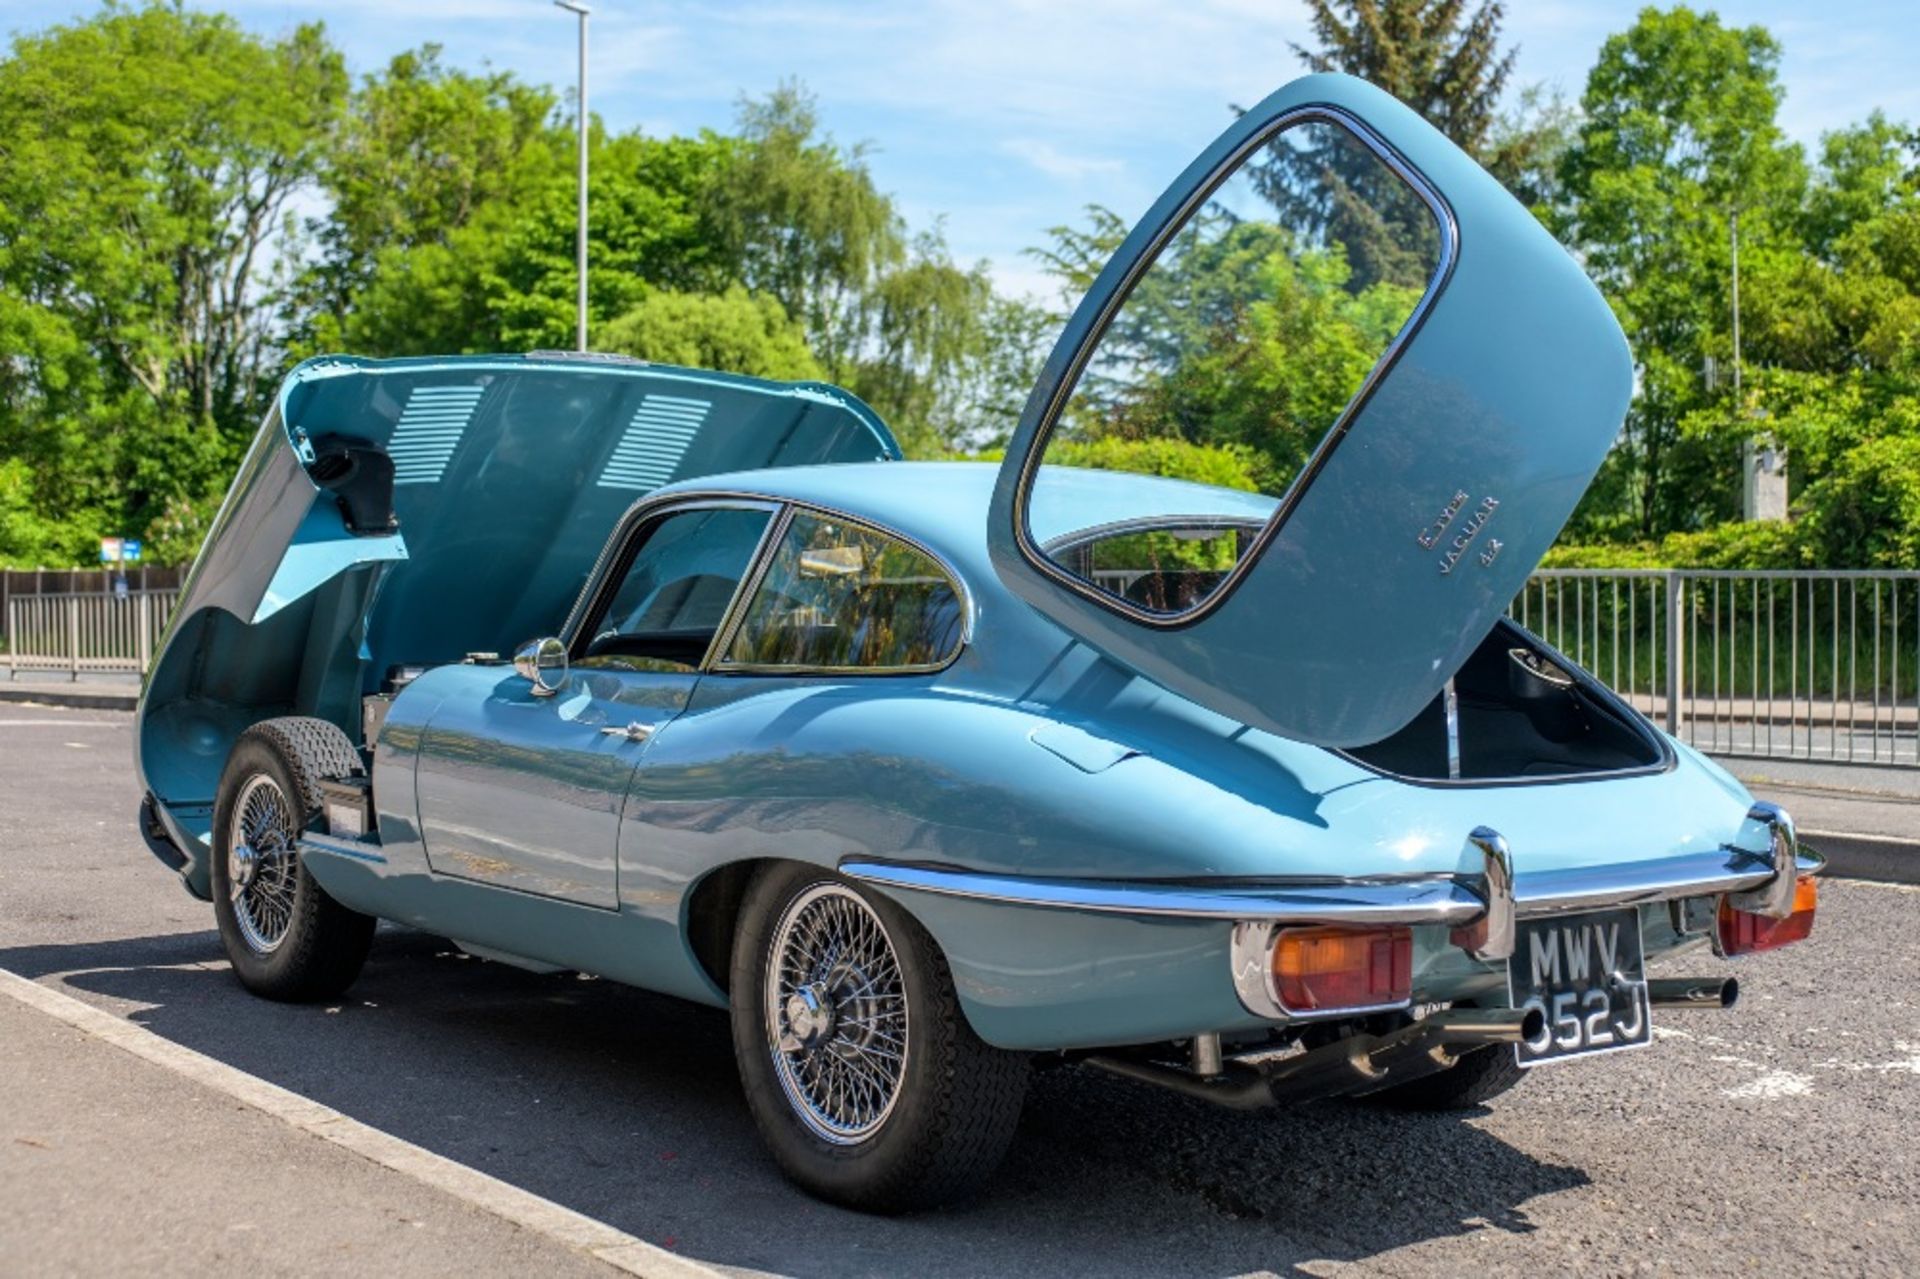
[{"left": 988, "top": 73, "right": 1633, "bottom": 749}]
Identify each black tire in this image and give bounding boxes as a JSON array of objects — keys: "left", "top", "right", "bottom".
[
  {"left": 210, "top": 717, "right": 376, "bottom": 1002},
  {"left": 730, "top": 863, "right": 1028, "bottom": 1213},
  {"left": 1368, "top": 1041, "right": 1527, "bottom": 1110}
]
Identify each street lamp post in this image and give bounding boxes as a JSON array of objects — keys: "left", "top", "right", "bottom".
[{"left": 556, "top": 0, "right": 590, "bottom": 352}]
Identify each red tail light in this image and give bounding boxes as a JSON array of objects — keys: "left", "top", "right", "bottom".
[
  {"left": 1718, "top": 875, "right": 1818, "bottom": 956},
  {"left": 1272, "top": 925, "right": 1413, "bottom": 1013}
]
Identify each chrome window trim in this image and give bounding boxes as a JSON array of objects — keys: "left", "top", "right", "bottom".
[
  {"left": 708, "top": 501, "right": 973, "bottom": 678},
  {"left": 564, "top": 489, "right": 783, "bottom": 668},
  {"left": 1008, "top": 103, "right": 1461, "bottom": 631},
  {"left": 563, "top": 486, "right": 977, "bottom": 681},
  {"left": 1038, "top": 513, "right": 1272, "bottom": 558},
  {"left": 704, "top": 502, "right": 796, "bottom": 671},
  {"left": 562, "top": 492, "right": 784, "bottom": 654}
]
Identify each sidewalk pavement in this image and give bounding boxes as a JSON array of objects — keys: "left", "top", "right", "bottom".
[
  {"left": 1730, "top": 757, "right": 1919, "bottom": 885},
  {"left": 0, "top": 678, "right": 139, "bottom": 711}
]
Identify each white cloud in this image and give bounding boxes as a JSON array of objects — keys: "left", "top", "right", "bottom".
[{"left": 1000, "top": 138, "right": 1121, "bottom": 180}]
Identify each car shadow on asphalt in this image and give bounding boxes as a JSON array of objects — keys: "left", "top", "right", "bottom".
[{"left": 4, "top": 927, "right": 1587, "bottom": 1276}]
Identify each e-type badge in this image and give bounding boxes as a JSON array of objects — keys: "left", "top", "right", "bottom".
[{"left": 1416, "top": 489, "right": 1501, "bottom": 574}]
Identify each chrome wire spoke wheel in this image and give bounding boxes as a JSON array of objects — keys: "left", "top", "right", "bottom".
[
  {"left": 765, "top": 883, "right": 910, "bottom": 1145},
  {"left": 227, "top": 773, "right": 300, "bottom": 955}
]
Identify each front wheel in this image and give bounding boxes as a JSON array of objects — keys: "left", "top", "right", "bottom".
[
  {"left": 210, "top": 718, "right": 375, "bottom": 1001},
  {"left": 730, "top": 864, "right": 1028, "bottom": 1212}
]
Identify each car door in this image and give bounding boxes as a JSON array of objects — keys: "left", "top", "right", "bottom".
[
  {"left": 413, "top": 502, "right": 778, "bottom": 907},
  {"left": 987, "top": 72, "right": 1633, "bottom": 748}
]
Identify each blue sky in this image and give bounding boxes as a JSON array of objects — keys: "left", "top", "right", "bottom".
[{"left": 6, "top": 1, "right": 1918, "bottom": 297}]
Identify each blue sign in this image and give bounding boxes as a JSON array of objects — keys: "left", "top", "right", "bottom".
[{"left": 122, "top": 540, "right": 142, "bottom": 563}]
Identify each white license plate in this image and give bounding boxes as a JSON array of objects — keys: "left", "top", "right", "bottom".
[{"left": 1507, "top": 908, "right": 1653, "bottom": 1067}]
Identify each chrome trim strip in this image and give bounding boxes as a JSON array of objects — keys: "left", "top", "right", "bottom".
[
  {"left": 704, "top": 502, "right": 795, "bottom": 670},
  {"left": 1230, "top": 918, "right": 1417, "bottom": 1022},
  {"left": 1007, "top": 103, "right": 1461, "bottom": 631},
  {"left": 1728, "top": 802, "right": 1799, "bottom": 919},
  {"left": 1230, "top": 922, "right": 1281, "bottom": 1018},
  {"left": 1463, "top": 827, "right": 1514, "bottom": 960},
  {"left": 1443, "top": 678, "right": 1461, "bottom": 781},
  {"left": 1039, "top": 513, "right": 1270, "bottom": 558},
  {"left": 843, "top": 860, "right": 1480, "bottom": 924},
  {"left": 842, "top": 845, "right": 1827, "bottom": 928},
  {"left": 297, "top": 831, "right": 388, "bottom": 865}
]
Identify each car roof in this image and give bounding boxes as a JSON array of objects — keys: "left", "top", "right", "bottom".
[{"left": 647, "top": 460, "right": 1279, "bottom": 583}]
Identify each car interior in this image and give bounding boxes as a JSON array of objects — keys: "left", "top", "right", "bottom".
[{"left": 1345, "top": 619, "right": 1667, "bottom": 780}]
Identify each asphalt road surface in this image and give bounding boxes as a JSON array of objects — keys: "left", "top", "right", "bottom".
[{"left": 3, "top": 703, "right": 1917, "bottom": 1277}]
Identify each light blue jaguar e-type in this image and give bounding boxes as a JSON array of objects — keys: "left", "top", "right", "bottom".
[{"left": 134, "top": 75, "right": 1821, "bottom": 1211}]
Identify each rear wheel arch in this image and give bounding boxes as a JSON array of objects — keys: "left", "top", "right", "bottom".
[
  {"left": 726, "top": 860, "right": 1029, "bottom": 1211},
  {"left": 683, "top": 858, "right": 991, "bottom": 1039}
]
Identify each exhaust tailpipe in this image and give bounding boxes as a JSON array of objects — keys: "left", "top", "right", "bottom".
[
  {"left": 1410, "top": 1006, "right": 1546, "bottom": 1045},
  {"left": 1088, "top": 1005, "right": 1548, "bottom": 1111},
  {"left": 1647, "top": 976, "right": 1739, "bottom": 1010}
]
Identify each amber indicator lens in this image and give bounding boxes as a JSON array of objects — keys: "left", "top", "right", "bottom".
[
  {"left": 1272, "top": 925, "right": 1413, "bottom": 1013},
  {"left": 1717, "top": 874, "right": 1818, "bottom": 956}
]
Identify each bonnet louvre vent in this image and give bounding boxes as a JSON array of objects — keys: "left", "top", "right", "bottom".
[
  {"left": 597, "top": 394, "right": 711, "bottom": 491},
  {"left": 388, "top": 384, "right": 486, "bottom": 485}
]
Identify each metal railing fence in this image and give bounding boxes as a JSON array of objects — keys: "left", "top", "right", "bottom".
[
  {"left": 2, "top": 568, "right": 1912, "bottom": 768},
  {"left": 2, "top": 589, "right": 179, "bottom": 679},
  {"left": 1517, "top": 570, "right": 1920, "bottom": 767}
]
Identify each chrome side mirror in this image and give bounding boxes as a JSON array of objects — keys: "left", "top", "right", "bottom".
[{"left": 513, "top": 637, "right": 569, "bottom": 697}]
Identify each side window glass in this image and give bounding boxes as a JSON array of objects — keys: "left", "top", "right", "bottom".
[
  {"left": 1024, "top": 115, "right": 1445, "bottom": 616},
  {"left": 722, "top": 512, "right": 963, "bottom": 671},
  {"left": 580, "top": 506, "right": 772, "bottom": 672}
]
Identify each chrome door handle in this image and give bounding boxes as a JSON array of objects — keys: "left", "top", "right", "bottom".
[{"left": 599, "top": 722, "right": 654, "bottom": 742}]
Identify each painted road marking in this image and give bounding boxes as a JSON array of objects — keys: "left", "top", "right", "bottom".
[
  {"left": 0, "top": 968, "right": 727, "bottom": 1279},
  {"left": 1804, "top": 827, "right": 1920, "bottom": 846},
  {"left": 0, "top": 719, "right": 126, "bottom": 728}
]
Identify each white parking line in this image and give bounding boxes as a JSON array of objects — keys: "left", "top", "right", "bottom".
[
  {"left": 0, "top": 968, "right": 726, "bottom": 1279},
  {"left": 1804, "top": 826, "right": 1920, "bottom": 847},
  {"left": 0, "top": 719, "right": 125, "bottom": 727},
  {"left": 1840, "top": 877, "right": 1920, "bottom": 895}
]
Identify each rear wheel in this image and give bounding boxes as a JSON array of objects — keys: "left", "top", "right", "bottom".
[
  {"left": 210, "top": 718, "right": 375, "bottom": 1001},
  {"left": 1368, "top": 1041, "right": 1526, "bottom": 1110},
  {"left": 730, "top": 863, "right": 1028, "bottom": 1212}
]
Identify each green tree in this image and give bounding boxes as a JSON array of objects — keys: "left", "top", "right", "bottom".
[
  {"left": 0, "top": 2, "right": 345, "bottom": 564},
  {"left": 1263, "top": 0, "right": 1535, "bottom": 287},
  {"left": 702, "top": 85, "right": 1002, "bottom": 452},
  {"left": 1555, "top": 5, "right": 1806, "bottom": 540},
  {"left": 1291, "top": 0, "right": 1515, "bottom": 152},
  {"left": 598, "top": 286, "right": 822, "bottom": 381},
  {"left": 301, "top": 44, "right": 566, "bottom": 340},
  {"left": 308, "top": 46, "right": 736, "bottom": 359}
]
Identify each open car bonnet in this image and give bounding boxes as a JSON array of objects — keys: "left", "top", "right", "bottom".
[
  {"left": 988, "top": 74, "right": 1634, "bottom": 748},
  {"left": 136, "top": 354, "right": 896, "bottom": 847}
]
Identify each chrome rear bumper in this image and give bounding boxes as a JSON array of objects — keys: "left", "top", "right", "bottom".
[
  {"left": 842, "top": 803, "right": 1819, "bottom": 936},
  {"left": 845, "top": 803, "right": 1817, "bottom": 1024}
]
